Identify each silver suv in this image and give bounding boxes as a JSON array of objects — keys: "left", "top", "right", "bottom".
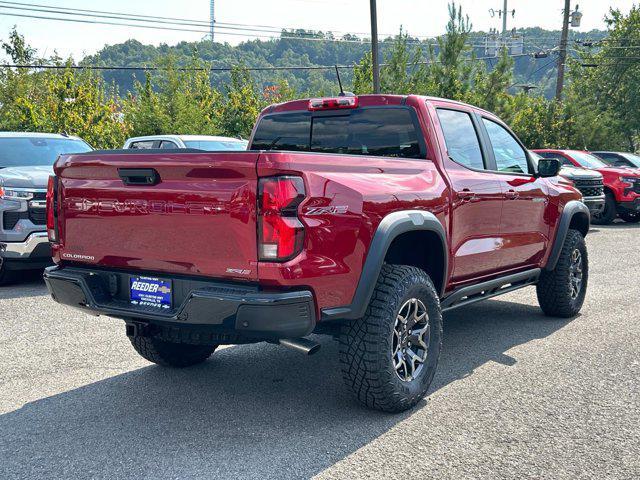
[
  {"left": 0, "top": 133, "right": 92, "bottom": 284},
  {"left": 123, "top": 135, "right": 248, "bottom": 151}
]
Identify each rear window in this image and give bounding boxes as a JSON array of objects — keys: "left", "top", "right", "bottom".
[
  {"left": 251, "top": 107, "right": 423, "bottom": 159},
  {"left": 0, "top": 137, "right": 92, "bottom": 168},
  {"left": 183, "top": 140, "right": 248, "bottom": 151},
  {"left": 129, "top": 141, "right": 155, "bottom": 150}
]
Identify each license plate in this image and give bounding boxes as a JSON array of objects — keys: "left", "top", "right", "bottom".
[{"left": 130, "top": 276, "right": 172, "bottom": 309}]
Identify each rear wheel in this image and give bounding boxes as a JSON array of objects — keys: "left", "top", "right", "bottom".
[
  {"left": 537, "top": 229, "right": 588, "bottom": 318},
  {"left": 339, "top": 264, "right": 443, "bottom": 412},
  {"left": 619, "top": 211, "right": 640, "bottom": 223},
  {"left": 591, "top": 192, "right": 617, "bottom": 225},
  {"left": 130, "top": 336, "right": 217, "bottom": 367}
]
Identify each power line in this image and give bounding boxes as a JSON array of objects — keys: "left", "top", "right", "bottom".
[
  {"left": 0, "top": 52, "right": 535, "bottom": 73},
  {"left": 0, "top": 1, "right": 557, "bottom": 49},
  {"left": 0, "top": 3, "right": 324, "bottom": 37},
  {"left": 0, "top": 0, "right": 506, "bottom": 41},
  {"left": 0, "top": 63, "right": 355, "bottom": 71},
  {"left": 525, "top": 58, "right": 557, "bottom": 82},
  {"left": 0, "top": 10, "right": 378, "bottom": 43},
  {"left": 0, "top": 0, "right": 458, "bottom": 42}
]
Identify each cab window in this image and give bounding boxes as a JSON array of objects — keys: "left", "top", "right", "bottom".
[
  {"left": 436, "top": 109, "right": 485, "bottom": 170},
  {"left": 482, "top": 119, "right": 530, "bottom": 174}
]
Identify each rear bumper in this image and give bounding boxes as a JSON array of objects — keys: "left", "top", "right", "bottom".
[
  {"left": 0, "top": 232, "right": 52, "bottom": 269},
  {"left": 44, "top": 266, "right": 316, "bottom": 341}
]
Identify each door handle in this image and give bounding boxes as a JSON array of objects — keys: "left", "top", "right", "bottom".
[
  {"left": 457, "top": 189, "right": 477, "bottom": 201},
  {"left": 504, "top": 189, "right": 519, "bottom": 200}
]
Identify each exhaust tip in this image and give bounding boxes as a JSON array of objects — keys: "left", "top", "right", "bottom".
[{"left": 279, "top": 337, "right": 321, "bottom": 355}]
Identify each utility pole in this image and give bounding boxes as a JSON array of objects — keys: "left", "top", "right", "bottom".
[
  {"left": 370, "top": 0, "right": 380, "bottom": 93},
  {"left": 210, "top": 0, "right": 215, "bottom": 42},
  {"left": 555, "top": 0, "right": 571, "bottom": 100},
  {"left": 502, "top": 0, "right": 508, "bottom": 34}
]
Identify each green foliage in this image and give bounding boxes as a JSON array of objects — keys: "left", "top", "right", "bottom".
[
  {"left": 214, "top": 67, "right": 262, "bottom": 138},
  {"left": 0, "top": 31, "right": 129, "bottom": 148},
  {"left": 2, "top": 27, "right": 35, "bottom": 64},
  {"left": 564, "top": 6, "right": 640, "bottom": 150}
]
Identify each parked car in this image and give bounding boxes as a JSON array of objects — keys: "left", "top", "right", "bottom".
[
  {"left": 591, "top": 151, "right": 640, "bottom": 169},
  {"left": 0, "top": 132, "right": 92, "bottom": 284},
  {"left": 529, "top": 151, "right": 605, "bottom": 218},
  {"left": 45, "top": 95, "right": 590, "bottom": 412},
  {"left": 534, "top": 149, "right": 640, "bottom": 224},
  {"left": 123, "top": 135, "right": 248, "bottom": 151}
]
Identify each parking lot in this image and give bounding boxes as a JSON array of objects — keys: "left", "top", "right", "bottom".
[{"left": 0, "top": 222, "right": 638, "bottom": 480}]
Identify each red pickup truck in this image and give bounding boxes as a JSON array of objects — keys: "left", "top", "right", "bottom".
[
  {"left": 45, "top": 95, "right": 590, "bottom": 412},
  {"left": 534, "top": 149, "right": 640, "bottom": 224}
]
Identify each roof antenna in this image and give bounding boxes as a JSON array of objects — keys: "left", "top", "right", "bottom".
[
  {"left": 334, "top": 65, "right": 355, "bottom": 97},
  {"left": 335, "top": 65, "right": 345, "bottom": 96}
]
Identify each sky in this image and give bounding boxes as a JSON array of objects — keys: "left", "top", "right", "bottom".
[{"left": 0, "top": 0, "right": 637, "bottom": 61}]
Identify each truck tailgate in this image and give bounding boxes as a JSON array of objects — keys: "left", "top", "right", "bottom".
[{"left": 54, "top": 151, "right": 260, "bottom": 281}]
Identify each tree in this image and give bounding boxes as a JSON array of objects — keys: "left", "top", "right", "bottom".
[
  {"left": 568, "top": 6, "right": 640, "bottom": 150},
  {"left": 214, "top": 66, "right": 262, "bottom": 138},
  {"left": 0, "top": 30, "right": 128, "bottom": 148},
  {"left": 2, "top": 27, "right": 35, "bottom": 64}
]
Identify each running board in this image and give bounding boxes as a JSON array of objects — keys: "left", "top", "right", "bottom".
[{"left": 441, "top": 269, "right": 541, "bottom": 312}]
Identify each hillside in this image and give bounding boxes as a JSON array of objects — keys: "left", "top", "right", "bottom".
[{"left": 83, "top": 27, "right": 608, "bottom": 98}]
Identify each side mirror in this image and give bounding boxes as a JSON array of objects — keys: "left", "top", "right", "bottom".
[{"left": 537, "top": 158, "right": 561, "bottom": 177}]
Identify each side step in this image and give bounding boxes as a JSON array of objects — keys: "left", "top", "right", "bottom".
[{"left": 441, "top": 269, "right": 541, "bottom": 312}]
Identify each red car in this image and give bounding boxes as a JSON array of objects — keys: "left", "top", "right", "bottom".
[
  {"left": 534, "top": 149, "right": 640, "bottom": 224},
  {"left": 45, "top": 95, "right": 589, "bottom": 412}
]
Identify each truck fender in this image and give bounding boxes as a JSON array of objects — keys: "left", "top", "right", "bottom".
[
  {"left": 321, "top": 210, "right": 448, "bottom": 321},
  {"left": 545, "top": 200, "right": 590, "bottom": 271}
]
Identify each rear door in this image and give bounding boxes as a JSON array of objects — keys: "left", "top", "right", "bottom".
[
  {"left": 433, "top": 106, "right": 505, "bottom": 283},
  {"left": 56, "top": 151, "right": 260, "bottom": 281},
  {"left": 479, "top": 116, "right": 550, "bottom": 270}
]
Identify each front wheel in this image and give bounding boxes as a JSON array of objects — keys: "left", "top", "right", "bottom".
[
  {"left": 339, "top": 264, "right": 443, "bottom": 413},
  {"left": 537, "top": 229, "right": 588, "bottom": 318},
  {"left": 619, "top": 211, "right": 640, "bottom": 223},
  {"left": 591, "top": 193, "right": 617, "bottom": 225},
  {"left": 130, "top": 336, "right": 217, "bottom": 367}
]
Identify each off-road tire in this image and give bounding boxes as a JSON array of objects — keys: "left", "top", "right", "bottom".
[
  {"left": 537, "top": 229, "right": 588, "bottom": 318},
  {"left": 339, "top": 264, "right": 443, "bottom": 413},
  {"left": 591, "top": 192, "right": 617, "bottom": 225},
  {"left": 619, "top": 211, "right": 640, "bottom": 223},
  {"left": 130, "top": 336, "right": 217, "bottom": 367}
]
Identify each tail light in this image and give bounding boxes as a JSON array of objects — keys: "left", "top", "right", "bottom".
[
  {"left": 46, "top": 175, "right": 59, "bottom": 243},
  {"left": 258, "top": 176, "right": 306, "bottom": 261},
  {"left": 308, "top": 96, "right": 358, "bottom": 111}
]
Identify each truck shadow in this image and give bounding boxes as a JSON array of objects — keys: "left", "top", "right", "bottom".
[
  {"left": 0, "top": 271, "right": 48, "bottom": 299},
  {"left": 592, "top": 220, "right": 640, "bottom": 231},
  {"left": 0, "top": 299, "right": 573, "bottom": 479}
]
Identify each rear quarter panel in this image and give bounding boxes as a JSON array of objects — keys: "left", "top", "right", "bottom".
[{"left": 256, "top": 151, "right": 449, "bottom": 310}]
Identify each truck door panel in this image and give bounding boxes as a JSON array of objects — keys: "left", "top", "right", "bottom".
[
  {"left": 432, "top": 106, "right": 505, "bottom": 282},
  {"left": 480, "top": 117, "right": 550, "bottom": 270}
]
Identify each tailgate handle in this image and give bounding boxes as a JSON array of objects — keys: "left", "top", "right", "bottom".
[{"left": 118, "top": 168, "right": 161, "bottom": 186}]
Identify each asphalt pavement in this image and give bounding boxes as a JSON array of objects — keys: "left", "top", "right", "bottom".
[{"left": 0, "top": 222, "right": 638, "bottom": 479}]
